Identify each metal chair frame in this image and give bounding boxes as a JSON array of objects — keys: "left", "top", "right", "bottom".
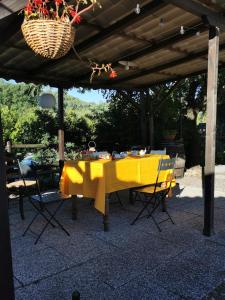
[
  {"left": 17, "top": 160, "right": 70, "bottom": 244},
  {"left": 131, "top": 158, "right": 176, "bottom": 231},
  {"left": 108, "top": 191, "right": 124, "bottom": 208}
]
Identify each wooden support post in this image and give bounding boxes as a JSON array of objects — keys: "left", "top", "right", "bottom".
[
  {"left": 6, "top": 140, "right": 12, "bottom": 153},
  {"left": 0, "top": 114, "right": 15, "bottom": 300},
  {"left": 203, "top": 26, "right": 219, "bottom": 237},
  {"left": 58, "top": 87, "right": 64, "bottom": 167}
]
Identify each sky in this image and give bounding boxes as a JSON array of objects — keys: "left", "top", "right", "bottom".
[
  {"left": 4, "top": 79, "right": 106, "bottom": 104},
  {"left": 68, "top": 88, "right": 106, "bottom": 103}
]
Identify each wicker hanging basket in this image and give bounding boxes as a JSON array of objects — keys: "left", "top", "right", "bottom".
[{"left": 21, "top": 19, "right": 75, "bottom": 59}]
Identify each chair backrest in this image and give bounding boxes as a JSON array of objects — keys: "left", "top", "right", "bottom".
[
  {"left": 150, "top": 149, "right": 166, "bottom": 155},
  {"left": 6, "top": 162, "right": 20, "bottom": 183},
  {"left": 152, "top": 158, "right": 176, "bottom": 194},
  {"left": 17, "top": 160, "right": 42, "bottom": 195},
  {"left": 158, "top": 158, "right": 176, "bottom": 171},
  {"left": 17, "top": 160, "right": 36, "bottom": 180}
]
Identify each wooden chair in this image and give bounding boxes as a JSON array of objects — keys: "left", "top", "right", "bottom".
[{"left": 130, "top": 158, "right": 176, "bottom": 232}]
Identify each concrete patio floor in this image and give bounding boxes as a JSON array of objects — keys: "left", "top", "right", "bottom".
[{"left": 10, "top": 171, "right": 225, "bottom": 300}]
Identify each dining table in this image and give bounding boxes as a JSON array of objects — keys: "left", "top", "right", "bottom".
[{"left": 60, "top": 154, "right": 172, "bottom": 231}]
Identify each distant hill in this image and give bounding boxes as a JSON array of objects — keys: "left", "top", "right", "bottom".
[{"left": 64, "top": 93, "right": 97, "bottom": 109}]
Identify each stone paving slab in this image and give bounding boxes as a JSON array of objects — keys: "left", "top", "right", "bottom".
[
  {"left": 15, "top": 268, "right": 115, "bottom": 300},
  {"left": 210, "top": 230, "right": 225, "bottom": 247},
  {"left": 11, "top": 233, "right": 48, "bottom": 259},
  {"left": 13, "top": 247, "right": 73, "bottom": 286},
  {"left": 146, "top": 252, "right": 223, "bottom": 299},
  {"left": 14, "top": 277, "right": 22, "bottom": 289},
  {"left": 41, "top": 228, "right": 116, "bottom": 266},
  {"left": 150, "top": 223, "right": 207, "bottom": 247},
  {"left": 114, "top": 277, "right": 182, "bottom": 300}
]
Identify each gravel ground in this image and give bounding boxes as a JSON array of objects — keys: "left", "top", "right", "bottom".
[
  {"left": 181, "top": 165, "right": 225, "bottom": 300},
  {"left": 178, "top": 165, "right": 225, "bottom": 193},
  {"left": 204, "top": 282, "right": 225, "bottom": 300}
]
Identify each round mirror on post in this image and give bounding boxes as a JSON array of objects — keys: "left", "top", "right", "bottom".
[{"left": 38, "top": 93, "right": 56, "bottom": 109}]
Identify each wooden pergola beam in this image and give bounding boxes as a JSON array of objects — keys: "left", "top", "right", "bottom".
[
  {"left": 131, "top": 60, "right": 225, "bottom": 89},
  {"left": 0, "top": 1, "right": 26, "bottom": 20},
  {"left": 0, "top": 13, "right": 23, "bottom": 45},
  {"left": 0, "top": 65, "right": 74, "bottom": 88},
  {"left": 163, "top": 0, "right": 225, "bottom": 30},
  {"left": 200, "top": 0, "right": 225, "bottom": 11},
  {"left": 108, "top": 42, "right": 225, "bottom": 86}
]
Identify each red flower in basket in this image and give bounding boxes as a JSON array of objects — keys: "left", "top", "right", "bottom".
[
  {"left": 34, "top": 0, "right": 43, "bottom": 5},
  {"left": 69, "top": 10, "right": 81, "bottom": 24},
  {"left": 40, "top": 7, "right": 49, "bottom": 15},
  {"left": 55, "top": 0, "right": 63, "bottom": 5},
  {"left": 25, "top": 3, "right": 33, "bottom": 15},
  {"left": 109, "top": 70, "right": 117, "bottom": 79}
]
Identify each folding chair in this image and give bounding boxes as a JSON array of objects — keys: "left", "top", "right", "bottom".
[
  {"left": 130, "top": 158, "right": 176, "bottom": 232},
  {"left": 6, "top": 161, "right": 36, "bottom": 220},
  {"left": 18, "top": 160, "right": 70, "bottom": 244}
]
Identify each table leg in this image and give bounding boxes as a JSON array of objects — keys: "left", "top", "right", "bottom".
[
  {"left": 129, "top": 189, "right": 134, "bottom": 205},
  {"left": 19, "top": 192, "right": 25, "bottom": 220},
  {"left": 161, "top": 196, "right": 167, "bottom": 212},
  {"left": 103, "top": 194, "right": 109, "bottom": 232},
  {"left": 72, "top": 195, "right": 78, "bottom": 220}
]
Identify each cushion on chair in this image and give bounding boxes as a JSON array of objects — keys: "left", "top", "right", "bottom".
[
  {"left": 134, "top": 185, "right": 168, "bottom": 194},
  {"left": 6, "top": 180, "right": 36, "bottom": 189}
]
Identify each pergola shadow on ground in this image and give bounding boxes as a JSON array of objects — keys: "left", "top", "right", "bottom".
[
  {"left": 1, "top": 0, "right": 225, "bottom": 299},
  {"left": 11, "top": 183, "right": 225, "bottom": 300}
]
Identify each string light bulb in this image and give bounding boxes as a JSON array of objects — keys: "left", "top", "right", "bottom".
[
  {"left": 180, "top": 26, "right": 185, "bottom": 35},
  {"left": 135, "top": 3, "right": 141, "bottom": 14},
  {"left": 159, "top": 17, "right": 164, "bottom": 27},
  {"left": 196, "top": 31, "right": 200, "bottom": 36}
]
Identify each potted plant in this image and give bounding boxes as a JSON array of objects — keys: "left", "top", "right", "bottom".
[
  {"left": 163, "top": 129, "right": 177, "bottom": 141},
  {"left": 21, "top": 0, "right": 100, "bottom": 59}
]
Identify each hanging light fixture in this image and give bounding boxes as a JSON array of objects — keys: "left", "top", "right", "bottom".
[
  {"left": 180, "top": 26, "right": 185, "bottom": 35},
  {"left": 38, "top": 93, "right": 56, "bottom": 109},
  {"left": 159, "top": 17, "right": 164, "bottom": 27},
  {"left": 135, "top": 3, "right": 141, "bottom": 14},
  {"left": 118, "top": 60, "right": 138, "bottom": 70}
]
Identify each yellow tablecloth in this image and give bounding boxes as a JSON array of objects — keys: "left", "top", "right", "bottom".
[{"left": 60, "top": 154, "right": 173, "bottom": 215}]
